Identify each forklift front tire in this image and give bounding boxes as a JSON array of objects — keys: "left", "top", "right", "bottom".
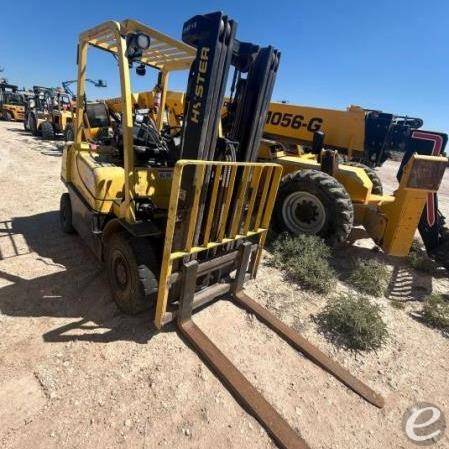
[
  {"left": 64, "top": 123, "right": 74, "bottom": 142},
  {"left": 105, "top": 231, "right": 159, "bottom": 315},
  {"left": 30, "top": 115, "right": 38, "bottom": 136},
  {"left": 60, "top": 193, "right": 75, "bottom": 234},
  {"left": 41, "top": 121, "right": 55, "bottom": 140}
]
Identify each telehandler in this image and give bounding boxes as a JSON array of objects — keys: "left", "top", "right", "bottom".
[
  {"left": 0, "top": 81, "right": 26, "bottom": 121},
  {"left": 107, "top": 88, "right": 449, "bottom": 262},
  {"left": 255, "top": 101, "right": 449, "bottom": 266},
  {"left": 61, "top": 13, "right": 386, "bottom": 449}
]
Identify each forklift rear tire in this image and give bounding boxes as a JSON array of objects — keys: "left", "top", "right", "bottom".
[
  {"left": 105, "top": 231, "right": 159, "bottom": 315},
  {"left": 345, "top": 161, "right": 383, "bottom": 195},
  {"left": 41, "top": 121, "right": 55, "bottom": 140},
  {"left": 275, "top": 169, "right": 354, "bottom": 246},
  {"left": 24, "top": 116, "right": 29, "bottom": 131},
  {"left": 60, "top": 193, "right": 75, "bottom": 234},
  {"left": 3, "top": 111, "right": 13, "bottom": 121}
]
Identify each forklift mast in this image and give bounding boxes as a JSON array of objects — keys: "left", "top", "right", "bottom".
[
  {"left": 226, "top": 43, "right": 281, "bottom": 162},
  {"left": 180, "top": 12, "right": 281, "bottom": 164},
  {"left": 180, "top": 12, "right": 236, "bottom": 162},
  {"left": 177, "top": 12, "right": 282, "bottom": 249}
]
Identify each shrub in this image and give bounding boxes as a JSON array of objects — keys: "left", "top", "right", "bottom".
[
  {"left": 407, "top": 251, "right": 438, "bottom": 275},
  {"left": 407, "top": 240, "right": 439, "bottom": 274},
  {"left": 316, "top": 294, "right": 389, "bottom": 351},
  {"left": 269, "top": 234, "right": 335, "bottom": 294},
  {"left": 421, "top": 294, "right": 449, "bottom": 331},
  {"left": 347, "top": 258, "right": 390, "bottom": 297}
]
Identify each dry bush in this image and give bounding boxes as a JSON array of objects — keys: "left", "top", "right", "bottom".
[
  {"left": 269, "top": 234, "right": 335, "bottom": 294},
  {"left": 316, "top": 294, "right": 389, "bottom": 351},
  {"left": 347, "top": 258, "right": 390, "bottom": 297},
  {"left": 421, "top": 294, "right": 449, "bottom": 331}
]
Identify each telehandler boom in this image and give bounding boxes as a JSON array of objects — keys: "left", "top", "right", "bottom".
[{"left": 61, "top": 13, "right": 384, "bottom": 449}]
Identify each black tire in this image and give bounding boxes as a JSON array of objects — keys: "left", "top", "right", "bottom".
[
  {"left": 23, "top": 115, "right": 29, "bottom": 131},
  {"left": 64, "top": 123, "right": 74, "bottom": 142},
  {"left": 105, "top": 231, "right": 159, "bottom": 314},
  {"left": 3, "top": 111, "right": 13, "bottom": 121},
  {"left": 274, "top": 169, "right": 354, "bottom": 246},
  {"left": 345, "top": 161, "right": 383, "bottom": 195},
  {"left": 30, "top": 114, "right": 38, "bottom": 136},
  {"left": 59, "top": 193, "right": 75, "bottom": 234},
  {"left": 41, "top": 121, "right": 55, "bottom": 140}
]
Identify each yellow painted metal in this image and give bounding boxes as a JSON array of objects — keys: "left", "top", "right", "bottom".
[
  {"left": 243, "top": 166, "right": 263, "bottom": 234},
  {"left": 79, "top": 19, "right": 195, "bottom": 72},
  {"left": 62, "top": 143, "right": 174, "bottom": 213},
  {"left": 154, "top": 160, "right": 282, "bottom": 329},
  {"left": 217, "top": 165, "right": 238, "bottom": 240},
  {"left": 229, "top": 166, "right": 251, "bottom": 237},
  {"left": 0, "top": 104, "right": 25, "bottom": 121},
  {"left": 202, "top": 165, "right": 223, "bottom": 244},
  {"left": 362, "top": 154, "right": 448, "bottom": 256},
  {"left": 264, "top": 103, "right": 366, "bottom": 157},
  {"left": 126, "top": 91, "right": 366, "bottom": 157},
  {"left": 185, "top": 164, "right": 206, "bottom": 252},
  {"left": 72, "top": 20, "right": 197, "bottom": 225},
  {"left": 254, "top": 166, "right": 274, "bottom": 230}
]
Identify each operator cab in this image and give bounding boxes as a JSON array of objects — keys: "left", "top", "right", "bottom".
[{"left": 74, "top": 24, "right": 194, "bottom": 173}]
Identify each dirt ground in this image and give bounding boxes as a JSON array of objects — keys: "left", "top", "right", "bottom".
[{"left": 0, "top": 120, "right": 448, "bottom": 449}]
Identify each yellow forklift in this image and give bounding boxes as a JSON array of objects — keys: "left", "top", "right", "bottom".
[{"left": 61, "top": 13, "right": 387, "bottom": 449}]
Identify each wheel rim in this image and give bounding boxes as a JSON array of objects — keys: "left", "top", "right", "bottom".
[
  {"left": 112, "top": 250, "right": 130, "bottom": 291},
  {"left": 281, "top": 191, "right": 326, "bottom": 234}
]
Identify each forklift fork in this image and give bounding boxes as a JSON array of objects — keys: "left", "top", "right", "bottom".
[
  {"left": 158, "top": 160, "right": 384, "bottom": 449},
  {"left": 176, "top": 241, "right": 384, "bottom": 449}
]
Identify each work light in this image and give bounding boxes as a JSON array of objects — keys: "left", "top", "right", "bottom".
[
  {"left": 136, "top": 33, "right": 150, "bottom": 50},
  {"left": 125, "top": 32, "right": 151, "bottom": 61}
]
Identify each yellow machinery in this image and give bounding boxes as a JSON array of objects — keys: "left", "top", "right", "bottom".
[
  {"left": 25, "top": 86, "right": 75, "bottom": 139},
  {"left": 0, "top": 82, "right": 25, "bottom": 121},
  {"left": 60, "top": 15, "right": 386, "bottom": 449},
  {"left": 107, "top": 89, "right": 448, "bottom": 257},
  {"left": 39, "top": 89, "right": 75, "bottom": 140}
]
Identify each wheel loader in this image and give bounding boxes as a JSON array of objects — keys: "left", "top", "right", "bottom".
[
  {"left": 60, "top": 13, "right": 386, "bottom": 449},
  {"left": 0, "top": 81, "right": 26, "bottom": 121}
]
